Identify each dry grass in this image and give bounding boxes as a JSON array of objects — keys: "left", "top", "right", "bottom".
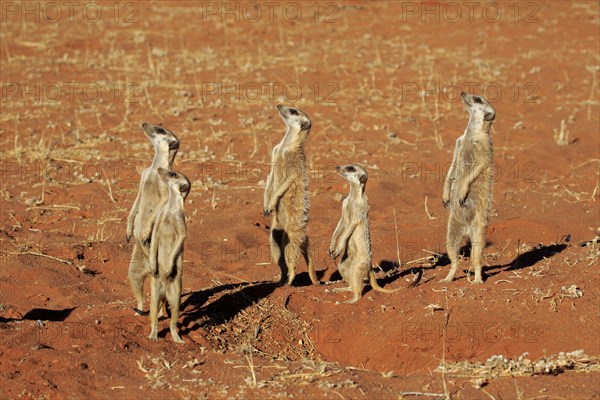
[{"left": 436, "top": 350, "right": 600, "bottom": 379}]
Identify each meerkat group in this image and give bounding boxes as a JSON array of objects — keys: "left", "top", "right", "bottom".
[
  {"left": 126, "top": 123, "right": 190, "bottom": 343},
  {"left": 126, "top": 123, "right": 180, "bottom": 315},
  {"left": 126, "top": 92, "right": 496, "bottom": 342}
]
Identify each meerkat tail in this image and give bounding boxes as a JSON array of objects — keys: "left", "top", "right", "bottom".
[
  {"left": 368, "top": 270, "right": 401, "bottom": 294},
  {"left": 307, "top": 251, "right": 320, "bottom": 285},
  {"left": 133, "top": 307, "right": 150, "bottom": 316}
]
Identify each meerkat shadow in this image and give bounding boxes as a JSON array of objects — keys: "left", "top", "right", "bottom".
[
  {"left": 0, "top": 307, "right": 77, "bottom": 323},
  {"left": 377, "top": 260, "right": 439, "bottom": 287},
  {"left": 179, "top": 281, "right": 279, "bottom": 335},
  {"left": 328, "top": 271, "right": 343, "bottom": 282},
  {"left": 486, "top": 242, "right": 569, "bottom": 278},
  {"left": 292, "top": 272, "right": 321, "bottom": 287},
  {"left": 180, "top": 282, "right": 255, "bottom": 311}
]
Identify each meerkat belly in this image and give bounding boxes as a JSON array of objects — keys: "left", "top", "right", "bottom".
[
  {"left": 156, "top": 229, "right": 180, "bottom": 275},
  {"left": 459, "top": 167, "right": 492, "bottom": 225},
  {"left": 133, "top": 198, "right": 160, "bottom": 238},
  {"left": 348, "top": 227, "right": 371, "bottom": 270},
  {"left": 279, "top": 180, "right": 308, "bottom": 224}
]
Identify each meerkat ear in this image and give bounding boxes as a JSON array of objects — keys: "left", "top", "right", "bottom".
[{"left": 484, "top": 111, "right": 495, "bottom": 121}]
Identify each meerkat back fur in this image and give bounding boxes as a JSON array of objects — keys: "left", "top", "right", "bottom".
[
  {"left": 263, "top": 105, "right": 319, "bottom": 286},
  {"left": 329, "top": 164, "right": 401, "bottom": 304},
  {"left": 126, "top": 122, "right": 179, "bottom": 314},
  {"left": 148, "top": 168, "right": 190, "bottom": 344},
  {"left": 441, "top": 92, "right": 495, "bottom": 283}
]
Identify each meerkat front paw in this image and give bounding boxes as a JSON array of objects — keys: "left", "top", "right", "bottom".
[
  {"left": 458, "top": 192, "right": 469, "bottom": 207},
  {"left": 328, "top": 244, "right": 337, "bottom": 258},
  {"left": 148, "top": 261, "right": 158, "bottom": 275},
  {"left": 148, "top": 332, "right": 158, "bottom": 341},
  {"left": 264, "top": 201, "right": 278, "bottom": 217},
  {"left": 442, "top": 199, "right": 449, "bottom": 208},
  {"left": 457, "top": 187, "right": 469, "bottom": 207},
  {"left": 332, "top": 246, "right": 344, "bottom": 259},
  {"left": 142, "top": 235, "right": 152, "bottom": 247}
]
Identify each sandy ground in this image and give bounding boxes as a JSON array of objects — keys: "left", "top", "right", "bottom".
[{"left": 1, "top": 1, "right": 599, "bottom": 399}]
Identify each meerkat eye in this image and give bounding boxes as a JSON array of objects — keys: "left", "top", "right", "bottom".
[
  {"left": 473, "top": 97, "right": 483, "bottom": 104},
  {"left": 156, "top": 127, "right": 166, "bottom": 134},
  {"left": 289, "top": 109, "right": 299, "bottom": 116},
  {"left": 346, "top": 166, "right": 356, "bottom": 172},
  {"left": 169, "top": 172, "right": 176, "bottom": 177}
]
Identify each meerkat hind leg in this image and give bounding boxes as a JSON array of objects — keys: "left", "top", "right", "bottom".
[
  {"left": 469, "top": 223, "right": 486, "bottom": 284},
  {"left": 441, "top": 215, "right": 463, "bottom": 283},
  {"left": 341, "top": 278, "right": 363, "bottom": 304},
  {"left": 129, "top": 244, "right": 148, "bottom": 314},
  {"left": 270, "top": 228, "right": 289, "bottom": 285},
  {"left": 302, "top": 238, "right": 320, "bottom": 285},
  {"left": 166, "top": 280, "right": 184, "bottom": 344},
  {"left": 284, "top": 231, "right": 305, "bottom": 286},
  {"left": 334, "top": 258, "right": 363, "bottom": 304},
  {"left": 148, "top": 277, "right": 165, "bottom": 341}
]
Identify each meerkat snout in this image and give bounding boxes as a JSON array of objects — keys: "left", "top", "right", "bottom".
[{"left": 277, "top": 104, "right": 311, "bottom": 131}]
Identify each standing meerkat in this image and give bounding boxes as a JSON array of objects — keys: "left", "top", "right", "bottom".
[
  {"left": 148, "top": 167, "right": 190, "bottom": 344},
  {"left": 263, "top": 104, "right": 319, "bottom": 286},
  {"left": 126, "top": 123, "right": 179, "bottom": 314},
  {"left": 329, "top": 164, "right": 401, "bottom": 304},
  {"left": 441, "top": 92, "right": 496, "bottom": 284}
]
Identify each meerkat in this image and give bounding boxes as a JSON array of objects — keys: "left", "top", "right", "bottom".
[
  {"left": 147, "top": 167, "right": 190, "bottom": 344},
  {"left": 329, "top": 164, "right": 401, "bottom": 304},
  {"left": 126, "top": 122, "right": 179, "bottom": 314},
  {"left": 441, "top": 92, "right": 496, "bottom": 284},
  {"left": 263, "top": 104, "right": 319, "bottom": 286}
]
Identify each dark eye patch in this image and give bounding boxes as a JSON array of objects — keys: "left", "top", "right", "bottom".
[
  {"left": 346, "top": 166, "right": 356, "bottom": 172},
  {"left": 156, "top": 127, "right": 166, "bottom": 134},
  {"left": 169, "top": 172, "right": 177, "bottom": 177},
  {"left": 289, "top": 109, "right": 299, "bottom": 116},
  {"left": 473, "top": 97, "right": 483, "bottom": 104}
]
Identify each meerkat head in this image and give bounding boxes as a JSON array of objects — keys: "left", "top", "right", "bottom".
[
  {"left": 157, "top": 168, "right": 191, "bottom": 200},
  {"left": 461, "top": 92, "right": 495, "bottom": 125},
  {"left": 336, "top": 164, "right": 368, "bottom": 188},
  {"left": 141, "top": 122, "right": 180, "bottom": 152},
  {"left": 276, "top": 104, "right": 312, "bottom": 133}
]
